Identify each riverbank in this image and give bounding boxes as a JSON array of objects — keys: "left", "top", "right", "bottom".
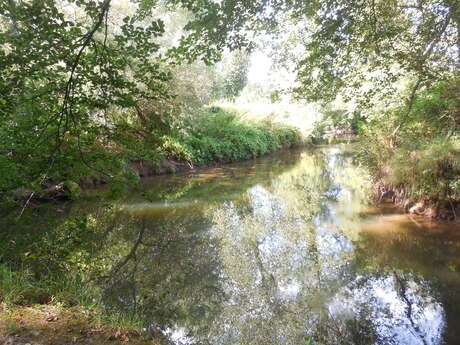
[
  {"left": 374, "top": 180, "right": 460, "bottom": 222},
  {"left": 0, "top": 263, "right": 168, "bottom": 345},
  {"left": 10, "top": 107, "right": 306, "bottom": 202},
  {"left": 357, "top": 78, "right": 460, "bottom": 223},
  {"left": 0, "top": 304, "right": 169, "bottom": 345},
  {"left": 367, "top": 136, "right": 460, "bottom": 222}
]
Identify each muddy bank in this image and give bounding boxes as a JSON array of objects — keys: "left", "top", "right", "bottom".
[
  {"left": 374, "top": 180, "right": 460, "bottom": 222},
  {"left": 82, "top": 151, "right": 297, "bottom": 188},
  {"left": 12, "top": 159, "right": 201, "bottom": 202}
]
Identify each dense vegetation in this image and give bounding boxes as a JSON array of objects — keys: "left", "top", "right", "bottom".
[
  {"left": 183, "top": 108, "right": 302, "bottom": 164},
  {"left": 1, "top": 0, "right": 458, "bottom": 206},
  {"left": 359, "top": 78, "right": 460, "bottom": 213},
  {"left": 0, "top": 0, "right": 459, "bottom": 343},
  {"left": 0, "top": 0, "right": 304, "bottom": 205}
]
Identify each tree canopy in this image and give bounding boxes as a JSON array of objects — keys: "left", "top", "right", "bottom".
[{"left": 172, "top": 0, "right": 459, "bottom": 102}]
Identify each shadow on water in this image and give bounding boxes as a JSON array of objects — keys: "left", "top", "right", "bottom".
[{"left": 3, "top": 145, "right": 460, "bottom": 345}]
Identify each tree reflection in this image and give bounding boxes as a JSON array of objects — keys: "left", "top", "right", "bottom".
[
  {"left": 79, "top": 147, "right": 454, "bottom": 345},
  {"left": 197, "top": 147, "right": 446, "bottom": 345},
  {"left": 87, "top": 206, "right": 225, "bottom": 338},
  {"left": 88, "top": 146, "right": 448, "bottom": 345},
  {"left": 11, "top": 146, "right": 453, "bottom": 345}
]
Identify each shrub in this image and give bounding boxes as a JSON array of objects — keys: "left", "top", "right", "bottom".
[{"left": 182, "top": 107, "right": 303, "bottom": 164}]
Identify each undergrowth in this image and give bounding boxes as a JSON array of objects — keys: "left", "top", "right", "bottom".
[
  {"left": 0, "top": 264, "right": 143, "bottom": 331},
  {"left": 114, "top": 106, "right": 303, "bottom": 168},
  {"left": 181, "top": 107, "right": 303, "bottom": 164},
  {"left": 0, "top": 212, "right": 145, "bottom": 331},
  {"left": 359, "top": 77, "right": 460, "bottom": 206}
]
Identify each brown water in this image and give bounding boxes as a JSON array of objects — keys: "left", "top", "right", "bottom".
[{"left": 23, "top": 145, "right": 460, "bottom": 345}]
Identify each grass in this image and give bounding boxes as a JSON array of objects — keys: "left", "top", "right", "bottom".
[
  {"left": 0, "top": 303, "right": 169, "bottom": 345},
  {"left": 0, "top": 264, "right": 159, "bottom": 344},
  {"left": 0, "top": 268, "right": 93, "bottom": 308},
  {"left": 0, "top": 265, "right": 35, "bottom": 305},
  {"left": 387, "top": 137, "right": 460, "bottom": 201}
]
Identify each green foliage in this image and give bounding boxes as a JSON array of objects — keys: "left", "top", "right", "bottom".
[
  {"left": 63, "top": 181, "right": 82, "bottom": 200},
  {"left": 219, "top": 50, "right": 251, "bottom": 99},
  {"left": 359, "top": 78, "right": 460, "bottom": 202},
  {"left": 388, "top": 138, "right": 460, "bottom": 201},
  {"left": 160, "top": 135, "right": 193, "bottom": 162},
  {"left": 310, "top": 104, "right": 365, "bottom": 140},
  {"left": 171, "top": 0, "right": 459, "bottom": 105},
  {"left": 290, "top": 0, "right": 458, "bottom": 102},
  {"left": 398, "top": 78, "right": 460, "bottom": 141},
  {"left": 0, "top": 0, "right": 173, "bottom": 199},
  {"left": 0, "top": 260, "right": 92, "bottom": 306},
  {"left": 0, "top": 0, "right": 457, "bottom": 206},
  {"left": 183, "top": 108, "right": 302, "bottom": 164},
  {"left": 321, "top": 106, "right": 363, "bottom": 132}
]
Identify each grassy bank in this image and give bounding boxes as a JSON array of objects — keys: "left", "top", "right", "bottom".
[
  {"left": 0, "top": 264, "right": 166, "bottom": 345},
  {"left": 127, "top": 105, "right": 305, "bottom": 168},
  {"left": 0, "top": 211, "right": 164, "bottom": 343},
  {"left": 358, "top": 78, "right": 460, "bottom": 220},
  {"left": 0, "top": 304, "right": 167, "bottom": 345}
]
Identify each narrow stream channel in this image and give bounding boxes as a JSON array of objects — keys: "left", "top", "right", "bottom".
[{"left": 17, "top": 145, "right": 460, "bottom": 344}]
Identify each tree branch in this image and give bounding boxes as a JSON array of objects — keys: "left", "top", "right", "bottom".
[{"left": 389, "top": 10, "right": 452, "bottom": 148}]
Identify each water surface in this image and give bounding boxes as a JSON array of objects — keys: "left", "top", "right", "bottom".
[{"left": 10, "top": 145, "right": 460, "bottom": 345}]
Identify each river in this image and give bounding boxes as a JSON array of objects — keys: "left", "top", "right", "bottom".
[{"left": 6, "top": 144, "right": 460, "bottom": 345}]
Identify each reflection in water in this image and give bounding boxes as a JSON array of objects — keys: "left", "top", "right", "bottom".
[{"left": 55, "top": 146, "right": 460, "bottom": 344}]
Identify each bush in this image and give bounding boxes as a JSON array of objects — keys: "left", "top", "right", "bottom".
[
  {"left": 182, "top": 107, "right": 303, "bottom": 164},
  {"left": 160, "top": 135, "right": 193, "bottom": 162}
]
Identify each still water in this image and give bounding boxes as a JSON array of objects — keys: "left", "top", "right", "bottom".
[{"left": 55, "top": 146, "right": 460, "bottom": 344}]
